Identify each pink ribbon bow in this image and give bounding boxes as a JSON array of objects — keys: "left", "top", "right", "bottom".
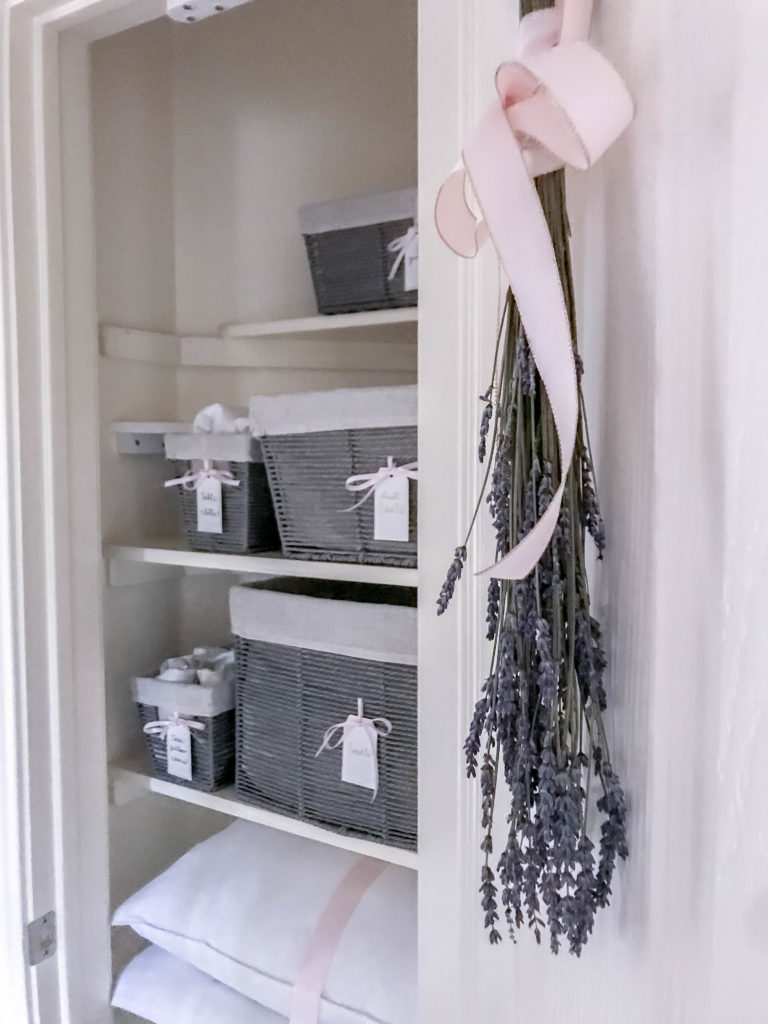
[
  {"left": 435, "top": 0, "right": 633, "bottom": 580},
  {"left": 344, "top": 456, "right": 418, "bottom": 511},
  {"left": 164, "top": 458, "right": 241, "bottom": 491}
]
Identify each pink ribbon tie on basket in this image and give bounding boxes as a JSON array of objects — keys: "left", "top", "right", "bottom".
[
  {"left": 344, "top": 457, "right": 418, "bottom": 511},
  {"left": 315, "top": 699, "right": 392, "bottom": 801},
  {"left": 164, "top": 459, "right": 241, "bottom": 491},
  {"left": 434, "top": 0, "right": 633, "bottom": 580},
  {"left": 142, "top": 712, "right": 206, "bottom": 741},
  {"left": 387, "top": 224, "right": 419, "bottom": 282}
]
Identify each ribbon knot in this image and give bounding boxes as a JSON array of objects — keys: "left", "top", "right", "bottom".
[
  {"left": 164, "top": 458, "right": 241, "bottom": 491},
  {"left": 315, "top": 699, "right": 392, "bottom": 802},
  {"left": 387, "top": 224, "right": 419, "bottom": 283},
  {"left": 142, "top": 712, "right": 206, "bottom": 741},
  {"left": 435, "top": 0, "right": 633, "bottom": 580},
  {"left": 344, "top": 456, "right": 418, "bottom": 512}
]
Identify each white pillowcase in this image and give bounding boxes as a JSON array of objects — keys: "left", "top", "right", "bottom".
[
  {"left": 113, "top": 945, "right": 285, "bottom": 1024},
  {"left": 113, "top": 821, "right": 416, "bottom": 1024}
]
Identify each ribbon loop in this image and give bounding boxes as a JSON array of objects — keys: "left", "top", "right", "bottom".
[
  {"left": 315, "top": 700, "right": 393, "bottom": 802},
  {"left": 164, "top": 458, "right": 241, "bottom": 491},
  {"left": 343, "top": 457, "right": 418, "bottom": 512},
  {"left": 387, "top": 224, "right": 419, "bottom": 282},
  {"left": 435, "top": 0, "right": 633, "bottom": 580},
  {"left": 142, "top": 712, "right": 206, "bottom": 741}
]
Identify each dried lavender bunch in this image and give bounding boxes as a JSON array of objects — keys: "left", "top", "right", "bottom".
[{"left": 437, "top": 166, "right": 628, "bottom": 956}]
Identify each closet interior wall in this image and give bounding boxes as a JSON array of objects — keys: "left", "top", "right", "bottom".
[{"left": 90, "top": 0, "right": 417, "bottom": 989}]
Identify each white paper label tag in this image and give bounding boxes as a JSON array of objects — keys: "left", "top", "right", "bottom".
[
  {"left": 374, "top": 473, "right": 410, "bottom": 542},
  {"left": 404, "top": 242, "right": 418, "bottom": 292},
  {"left": 197, "top": 476, "right": 223, "bottom": 533},
  {"left": 341, "top": 719, "right": 379, "bottom": 792},
  {"left": 166, "top": 723, "right": 193, "bottom": 781}
]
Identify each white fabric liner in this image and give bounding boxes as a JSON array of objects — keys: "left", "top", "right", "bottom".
[
  {"left": 132, "top": 676, "right": 236, "bottom": 716},
  {"left": 249, "top": 384, "right": 417, "bottom": 438},
  {"left": 112, "top": 946, "right": 286, "bottom": 1024},
  {"left": 164, "top": 432, "right": 262, "bottom": 463},
  {"left": 112, "top": 820, "right": 417, "bottom": 1024},
  {"left": 299, "top": 188, "right": 416, "bottom": 235},
  {"left": 230, "top": 586, "right": 417, "bottom": 666}
]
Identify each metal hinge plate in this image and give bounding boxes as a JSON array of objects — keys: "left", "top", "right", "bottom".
[{"left": 26, "top": 911, "right": 56, "bottom": 966}]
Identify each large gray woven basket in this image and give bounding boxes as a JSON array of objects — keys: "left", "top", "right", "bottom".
[
  {"left": 260, "top": 426, "right": 417, "bottom": 567},
  {"left": 300, "top": 189, "right": 417, "bottom": 315},
  {"left": 137, "top": 703, "right": 236, "bottom": 793},
  {"left": 231, "top": 579, "right": 418, "bottom": 850}
]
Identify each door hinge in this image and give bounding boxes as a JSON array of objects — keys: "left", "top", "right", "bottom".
[{"left": 26, "top": 911, "right": 57, "bottom": 966}]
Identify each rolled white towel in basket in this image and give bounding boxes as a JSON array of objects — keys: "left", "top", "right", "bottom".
[
  {"left": 156, "top": 647, "right": 234, "bottom": 687},
  {"left": 193, "top": 402, "right": 250, "bottom": 435}
]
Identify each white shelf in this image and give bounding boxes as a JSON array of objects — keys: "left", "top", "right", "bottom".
[
  {"left": 110, "top": 421, "right": 190, "bottom": 434},
  {"left": 110, "top": 755, "right": 418, "bottom": 871},
  {"left": 221, "top": 307, "right": 418, "bottom": 338},
  {"left": 104, "top": 539, "right": 418, "bottom": 587},
  {"left": 110, "top": 421, "right": 191, "bottom": 454},
  {"left": 100, "top": 310, "right": 417, "bottom": 371}
]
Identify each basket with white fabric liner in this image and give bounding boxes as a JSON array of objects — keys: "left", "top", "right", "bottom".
[
  {"left": 231, "top": 578, "right": 418, "bottom": 851},
  {"left": 300, "top": 188, "right": 418, "bottom": 315},
  {"left": 165, "top": 428, "right": 279, "bottom": 556},
  {"left": 251, "top": 384, "right": 417, "bottom": 567},
  {"left": 133, "top": 648, "right": 236, "bottom": 793}
]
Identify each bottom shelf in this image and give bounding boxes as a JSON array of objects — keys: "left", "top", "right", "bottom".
[{"left": 109, "top": 754, "right": 419, "bottom": 871}]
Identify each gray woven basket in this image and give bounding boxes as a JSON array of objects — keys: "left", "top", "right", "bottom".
[
  {"left": 137, "top": 703, "right": 236, "bottom": 793},
  {"left": 165, "top": 434, "right": 279, "bottom": 555},
  {"left": 300, "top": 189, "right": 417, "bottom": 315},
  {"left": 260, "top": 426, "right": 417, "bottom": 567},
  {"left": 231, "top": 579, "right": 418, "bottom": 850}
]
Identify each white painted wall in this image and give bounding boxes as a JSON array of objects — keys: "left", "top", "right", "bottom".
[
  {"left": 169, "top": 0, "right": 417, "bottom": 334},
  {"left": 444, "top": 3, "right": 768, "bottom": 1023}
]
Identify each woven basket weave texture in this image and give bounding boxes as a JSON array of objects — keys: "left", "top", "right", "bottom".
[
  {"left": 171, "top": 459, "right": 279, "bottom": 555},
  {"left": 260, "top": 426, "right": 417, "bottom": 567},
  {"left": 304, "top": 217, "right": 417, "bottom": 315},
  {"left": 235, "top": 641, "right": 417, "bottom": 850},
  {"left": 137, "top": 703, "right": 236, "bottom": 793}
]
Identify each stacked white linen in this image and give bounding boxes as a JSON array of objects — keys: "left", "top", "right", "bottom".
[
  {"left": 113, "top": 946, "right": 286, "bottom": 1024},
  {"left": 112, "top": 820, "right": 416, "bottom": 1024}
]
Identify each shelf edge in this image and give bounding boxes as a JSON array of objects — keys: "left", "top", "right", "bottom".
[
  {"left": 109, "top": 762, "right": 419, "bottom": 871},
  {"left": 104, "top": 542, "right": 419, "bottom": 587}
]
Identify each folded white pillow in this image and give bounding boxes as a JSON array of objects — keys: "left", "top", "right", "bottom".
[
  {"left": 112, "top": 821, "right": 416, "bottom": 1024},
  {"left": 113, "top": 945, "right": 285, "bottom": 1024}
]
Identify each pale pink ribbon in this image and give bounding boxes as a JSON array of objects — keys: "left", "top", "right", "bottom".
[
  {"left": 289, "top": 857, "right": 389, "bottom": 1024},
  {"left": 142, "top": 712, "right": 206, "bottom": 741},
  {"left": 164, "top": 459, "right": 240, "bottom": 491},
  {"left": 435, "top": 0, "right": 633, "bottom": 580},
  {"left": 315, "top": 698, "right": 393, "bottom": 801},
  {"left": 344, "top": 456, "right": 418, "bottom": 511},
  {"left": 387, "top": 224, "right": 419, "bottom": 282}
]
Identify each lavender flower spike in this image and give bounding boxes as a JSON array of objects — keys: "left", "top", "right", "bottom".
[{"left": 436, "top": 546, "right": 467, "bottom": 615}]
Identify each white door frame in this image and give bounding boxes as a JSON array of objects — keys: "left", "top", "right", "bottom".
[{"left": 0, "top": 0, "right": 492, "bottom": 1020}]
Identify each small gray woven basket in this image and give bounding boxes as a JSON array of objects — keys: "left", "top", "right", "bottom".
[
  {"left": 165, "top": 434, "right": 279, "bottom": 555},
  {"left": 300, "top": 189, "right": 417, "bottom": 315},
  {"left": 231, "top": 579, "right": 418, "bottom": 850},
  {"left": 260, "top": 426, "right": 417, "bottom": 567},
  {"left": 137, "top": 703, "right": 236, "bottom": 793}
]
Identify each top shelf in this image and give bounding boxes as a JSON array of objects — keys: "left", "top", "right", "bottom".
[
  {"left": 100, "top": 308, "right": 417, "bottom": 370},
  {"left": 221, "top": 307, "right": 418, "bottom": 338}
]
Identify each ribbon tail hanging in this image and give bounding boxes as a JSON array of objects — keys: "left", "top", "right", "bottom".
[
  {"left": 464, "top": 103, "right": 577, "bottom": 581},
  {"left": 434, "top": 0, "right": 633, "bottom": 581}
]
